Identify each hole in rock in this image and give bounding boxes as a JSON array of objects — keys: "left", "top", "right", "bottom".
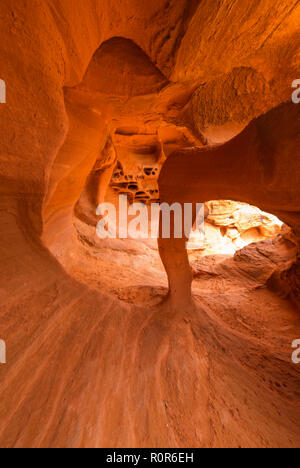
[
  {"left": 128, "top": 184, "right": 139, "bottom": 191},
  {"left": 71, "top": 171, "right": 292, "bottom": 305},
  {"left": 42, "top": 37, "right": 297, "bottom": 311},
  {"left": 187, "top": 200, "right": 285, "bottom": 256}
]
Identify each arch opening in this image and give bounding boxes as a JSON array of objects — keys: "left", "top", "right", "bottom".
[{"left": 187, "top": 200, "right": 285, "bottom": 257}]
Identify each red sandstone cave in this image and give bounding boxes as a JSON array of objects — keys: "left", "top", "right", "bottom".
[{"left": 0, "top": 0, "right": 300, "bottom": 449}]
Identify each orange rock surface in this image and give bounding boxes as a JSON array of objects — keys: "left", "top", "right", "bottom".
[{"left": 0, "top": 0, "right": 299, "bottom": 448}]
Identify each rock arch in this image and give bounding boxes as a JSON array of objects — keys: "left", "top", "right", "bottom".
[{"left": 158, "top": 102, "right": 300, "bottom": 309}]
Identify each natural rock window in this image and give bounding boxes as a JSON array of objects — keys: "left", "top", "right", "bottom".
[{"left": 187, "top": 200, "right": 284, "bottom": 255}]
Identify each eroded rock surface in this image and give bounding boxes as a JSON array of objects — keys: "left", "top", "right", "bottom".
[{"left": 0, "top": 0, "right": 299, "bottom": 449}]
